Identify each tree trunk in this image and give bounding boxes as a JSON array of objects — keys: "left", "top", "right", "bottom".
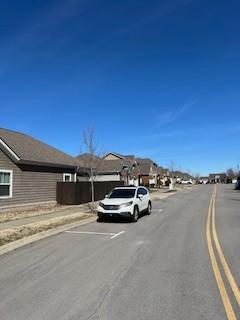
[{"left": 90, "top": 167, "right": 95, "bottom": 212}]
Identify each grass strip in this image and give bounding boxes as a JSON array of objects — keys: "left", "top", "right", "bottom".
[{"left": 0, "top": 212, "right": 93, "bottom": 246}]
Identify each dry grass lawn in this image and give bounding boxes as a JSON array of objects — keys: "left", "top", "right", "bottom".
[
  {"left": 0, "top": 204, "right": 71, "bottom": 224},
  {"left": 0, "top": 212, "right": 94, "bottom": 246}
]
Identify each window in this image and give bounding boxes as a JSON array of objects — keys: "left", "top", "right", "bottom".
[
  {"left": 0, "top": 170, "right": 13, "bottom": 198},
  {"left": 63, "top": 173, "right": 72, "bottom": 182},
  {"left": 109, "top": 189, "right": 136, "bottom": 199},
  {"left": 137, "top": 187, "right": 147, "bottom": 196}
]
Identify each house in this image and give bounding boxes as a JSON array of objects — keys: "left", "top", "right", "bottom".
[
  {"left": 76, "top": 152, "right": 161, "bottom": 187},
  {"left": 156, "top": 167, "right": 169, "bottom": 186},
  {"left": 96, "top": 159, "right": 139, "bottom": 185},
  {"left": 101, "top": 155, "right": 159, "bottom": 187},
  {"left": 209, "top": 173, "right": 227, "bottom": 184},
  {"left": 136, "top": 158, "right": 158, "bottom": 187},
  {"left": 75, "top": 153, "right": 100, "bottom": 181},
  {"left": 76, "top": 152, "right": 139, "bottom": 185},
  {"left": 0, "top": 128, "right": 77, "bottom": 209}
]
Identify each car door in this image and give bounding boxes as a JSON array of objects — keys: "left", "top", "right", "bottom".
[
  {"left": 141, "top": 187, "right": 149, "bottom": 210},
  {"left": 137, "top": 187, "right": 148, "bottom": 212},
  {"left": 136, "top": 188, "right": 144, "bottom": 212}
]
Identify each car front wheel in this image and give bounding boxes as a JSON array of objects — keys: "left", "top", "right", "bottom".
[
  {"left": 132, "top": 206, "right": 139, "bottom": 222},
  {"left": 146, "top": 201, "right": 152, "bottom": 215}
]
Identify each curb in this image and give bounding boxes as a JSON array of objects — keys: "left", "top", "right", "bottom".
[{"left": 0, "top": 216, "right": 96, "bottom": 257}]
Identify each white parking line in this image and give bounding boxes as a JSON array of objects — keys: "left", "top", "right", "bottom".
[
  {"left": 110, "top": 231, "right": 125, "bottom": 239},
  {"left": 64, "top": 230, "right": 125, "bottom": 239},
  {"left": 64, "top": 231, "right": 115, "bottom": 236}
]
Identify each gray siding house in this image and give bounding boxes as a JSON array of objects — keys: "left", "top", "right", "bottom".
[{"left": 0, "top": 128, "right": 77, "bottom": 209}]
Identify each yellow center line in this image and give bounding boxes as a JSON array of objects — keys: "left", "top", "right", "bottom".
[
  {"left": 206, "top": 186, "right": 237, "bottom": 320},
  {"left": 212, "top": 186, "right": 240, "bottom": 306}
]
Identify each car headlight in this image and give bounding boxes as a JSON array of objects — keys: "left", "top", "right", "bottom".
[
  {"left": 120, "top": 201, "right": 133, "bottom": 208},
  {"left": 99, "top": 202, "right": 104, "bottom": 208}
]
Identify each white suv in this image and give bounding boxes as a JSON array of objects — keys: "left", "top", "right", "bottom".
[{"left": 97, "top": 186, "right": 152, "bottom": 222}]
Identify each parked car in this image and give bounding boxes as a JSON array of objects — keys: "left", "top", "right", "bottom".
[
  {"left": 179, "top": 180, "right": 192, "bottom": 184},
  {"left": 234, "top": 180, "right": 240, "bottom": 190},
  {"left": 97, "top": 186, "right": 152, "bottom": 222}
]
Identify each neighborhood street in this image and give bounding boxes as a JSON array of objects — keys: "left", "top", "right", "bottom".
[{"left": 0, "top": 184, "right": 239, "bottom": 320}]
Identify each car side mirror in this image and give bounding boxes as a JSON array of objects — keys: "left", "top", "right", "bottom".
[
  {"left": 138, "top": 194, "right": 143, "bottom": 199},
  {"left": 105, "top": 194, "right": 109, "bottom": 198}
]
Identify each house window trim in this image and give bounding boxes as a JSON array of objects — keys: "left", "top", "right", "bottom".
[
  {"left": 63, "top": 173, "right": 72, "bottom": 182},
  {"left": 0, "top": 169, "right": 13, "bottom": 199}
]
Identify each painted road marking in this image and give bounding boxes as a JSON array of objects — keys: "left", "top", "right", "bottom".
[
  {"left": 206, "top": 186, "right": 238, "bottom": 320},
  {"left": 64, "top": 230, "right": 125, "bottom": 239},
  {"left": 212, "top": 187, "right": 240, "bottom": 306},
  {"left": 110, "top": 231, "right": 125, "bottom": 239}
]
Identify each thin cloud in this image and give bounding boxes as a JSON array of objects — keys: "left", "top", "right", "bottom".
[
  {"left": 141, "top": 121, "right": 240, "bottom": 141},
  {"left": 156, "top": 99, "right": 198, "bottom": 126},
  {"left": 95, "top": 0, "right": 194, "bottom": 49}
]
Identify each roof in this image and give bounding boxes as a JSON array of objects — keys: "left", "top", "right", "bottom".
[
  {"left": 124, "top": 155, "right": 135, "bottom": 160},
  {"left": 157, "top": 167, "right": 169, "bottom": 175},
  {"left": 102, "top": 152, "right": 126, "bottom": 160},
  {"left": 75, "top": 153, "right": 100, "bottom": 168},
  {"left": 97, "top": 159, "right": 135, "bottom": 174},
  {"left": 136, "top": 158, "right": 158, "bottom": 175},
  {"left": 0, "top": 128, "right": 76, "bottom": 168}
]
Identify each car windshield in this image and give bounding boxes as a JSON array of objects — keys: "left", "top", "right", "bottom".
[{"left": 108, "top": 189, "right": 136, "bottom": 199}]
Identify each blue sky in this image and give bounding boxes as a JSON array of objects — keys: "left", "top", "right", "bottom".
[{"left": 1, "top": 0, "right": 240, "bottom": 175}]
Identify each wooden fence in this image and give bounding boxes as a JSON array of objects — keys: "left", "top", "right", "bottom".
[{"left": 56, "top": 181, "right": 125, "bottom": 205}]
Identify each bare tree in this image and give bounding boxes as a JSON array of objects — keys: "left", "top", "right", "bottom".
[
  {"left": 82, "top": 128, "right": 103, "bottom": 212},
  {"left": 168, "top": 160, "right": 176, "bottom": 191},
  {"left": 226, "top": 168, "right": 235, "bottom": 179}
]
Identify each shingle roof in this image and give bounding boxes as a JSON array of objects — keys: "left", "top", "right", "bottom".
[
  {"left": 97, "top": 159, "right": 135, "bottom": 173},
  {"left": 0, "top": 128, "right": 76, "bottom": 168},
  {"left": 136, "top": 158, "right": 158, "bottom": 175},
  {"left": 103, "top": 152, "right": 125, "bottom": 160},
  {"left": 75, "top": 153, "right": 100, "bottom": 168}
]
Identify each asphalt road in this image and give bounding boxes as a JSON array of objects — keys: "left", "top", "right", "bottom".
[{"left": 0, "top": 185, "right": 239, "bottom": 320}]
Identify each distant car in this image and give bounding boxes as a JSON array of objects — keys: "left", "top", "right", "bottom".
[
  {"left": 180, "top": 180, "right": 192, "bottom": 184},
  {"left": 97, "top": 186, "right": 152, "bottom": 222}
]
